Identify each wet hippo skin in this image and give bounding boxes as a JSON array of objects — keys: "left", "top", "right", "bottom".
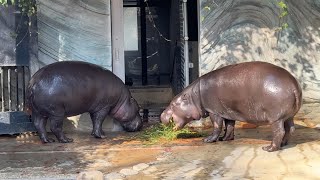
[
  {"left": 26, "top": 61, "right": 142, "bottom": 143},
  {"left": 161, "top": 61, "right": 302, "bottom": 152}
]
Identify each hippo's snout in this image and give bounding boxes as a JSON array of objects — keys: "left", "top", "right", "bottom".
[
  {"left": 160, "top": 109, "right": 172, "bottom": 125},
  {"left": 160, "top": 112, "right": 168, "bottom": 124},
  {"left": 121, "top": 114, "right": 143, "bottom": 132}
]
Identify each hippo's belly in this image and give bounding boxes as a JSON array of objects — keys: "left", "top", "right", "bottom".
[{"left": 205, "top": 85, "right": 295, "bottom": 124}]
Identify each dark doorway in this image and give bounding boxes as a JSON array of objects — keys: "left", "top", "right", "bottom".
[{"left": 124, "top": 0, "right": 171, "bottom": 86}]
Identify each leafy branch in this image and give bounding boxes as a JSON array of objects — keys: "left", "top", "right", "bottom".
[
  {"left": 0, "top": 0, "right": 36, "bottom": 16},
  {"left": 0, "top": 0, "right": 37, "bottom": 49},
  {"left": 277, "top": 0, "right": 289, "bottom": 31}
]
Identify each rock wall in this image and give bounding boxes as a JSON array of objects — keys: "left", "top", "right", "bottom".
[
  {"left": 32, "top": 0, "right": 112, "bottom": 75},
  {"left": 199, "top": 0, "right": 320, "bottom": 119},
  {"left": 0, "top": 6, "right": 16, "bottom": 65}
]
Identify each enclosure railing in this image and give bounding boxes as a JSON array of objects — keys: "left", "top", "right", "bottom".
[
  {"left": 0, "top": 65, "right": 35, "bottom": 135},
  {"left": 0, "top": 66, "right": 29, "bottom": 112}
]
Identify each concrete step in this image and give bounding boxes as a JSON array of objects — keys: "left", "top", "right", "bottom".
[
  {"left": 130, "top": 86, "right": 173, "bottom": 109},
  {"left": 130, "top": 86, "right": 174, "bottom": 123}
]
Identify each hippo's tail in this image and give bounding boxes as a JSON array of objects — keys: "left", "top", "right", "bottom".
[
  {"left": 24, "top": 84, "right": 33, "bottom": 116},
  {"left": 293, "top": 84, "right": 303, "bottom": 115}
]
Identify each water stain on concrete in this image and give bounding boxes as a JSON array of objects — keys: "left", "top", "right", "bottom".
[
  {"left": 0, "top": 121, "right": 319, "bottom": 179},
  {"left": 108, "top": 149, "right": 162, "bottom": 171}
]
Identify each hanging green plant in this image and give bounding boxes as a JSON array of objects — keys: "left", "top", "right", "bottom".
[
  {"left": 0, "top": 0, "right": 37, "bottom": 47},
  {"left": 277, "top": 0, "right": 289, "bottom": 30},
  {"left": 0, "top": 0, "right": 36, "bottom": 16}
]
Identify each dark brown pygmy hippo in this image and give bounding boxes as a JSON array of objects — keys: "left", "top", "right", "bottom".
[
  {"left": 161, "top": 61, "right": 302, "bottom": 152},
  {"left": 26, "top": 61, "right": 143, "bottom": 143}
]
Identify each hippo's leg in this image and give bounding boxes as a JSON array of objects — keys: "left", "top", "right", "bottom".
[
  {"left": 203, "top": 113, "right": 224, "bottom": 143},
  {"left": 262, "top": 120, "right": 285, "bottom": 152},
  {"left": 49, "top": 116, "right": 73, "bottom": 143},
  {"left": 90, "top": 107, "right": 109, "bottom": 138},
  {"left": 33, "top": 113, "right": 55, "bottom": 143},
  {"left": 219, "top": 120, "right": 235, "bottom": 141},
  {"left": 281, "top": 118, "right": 295, "bottom": 147}
]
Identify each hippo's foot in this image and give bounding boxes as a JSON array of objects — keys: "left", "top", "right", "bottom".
[
  {"left": 219, "top": 135, "right": 234, "bottom": 141},
  {"left": 40, "top": 136, "right": 55, "bottom": 143},
  {"left": 51, "top": 130, "right": 74, "bottom": 143},
  {"left": 58, "top": 137, "right": 74, "bottom": 143},
  {"left": 203, "top": 135, "right": 219, "bottom": 143},
  {"left": 262, "top": 145, "right": 280, "bottom": 152},
  {"left": 91, "top": 129, "right": 105, "bottom": 137},
  {"left": 92, "top": 130, "right": 106, "bottom": 139}
]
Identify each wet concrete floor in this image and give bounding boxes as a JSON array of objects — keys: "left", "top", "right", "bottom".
[{"left": 0, "top": 120, "right": 319, "bottom": 180}]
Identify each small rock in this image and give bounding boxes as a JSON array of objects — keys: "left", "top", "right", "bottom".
[
  {"left": 105, "top": 172, "right": 125, "bottom": 180},
  {"left": 156, "top": 157, "right": 167, "bottom": 161},
  {"left": 142, "top": 166, "right": 157, "bottom": 175},
  {"left": 315, "top": 124, "right": 320, "bottom": 129},
  {"left": 132, "top": 163, "right": 149, "bottom": 172},
  {"left": 76, "top": 170, "right": 104, "bottom": 180},
  {"left": 119, "top": 168, "right": 138, "bottom": 176}
]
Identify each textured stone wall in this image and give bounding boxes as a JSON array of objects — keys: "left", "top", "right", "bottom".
[
  {"left": 0, "top": 6, "right": 16, "bottom": 65},
  {"left": 32, "top": 0, "right": 112, "bottom": 75},
  {"left": 199, "top": 0, "right": 320, "bottom": 120}
]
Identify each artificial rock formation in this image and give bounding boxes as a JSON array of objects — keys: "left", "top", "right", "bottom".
[
  {"left": 35, "top": 0, "right": 112, "bottom": 73},
  {"left": 199, "top": 0, "right": 320, "bottom": 119}
]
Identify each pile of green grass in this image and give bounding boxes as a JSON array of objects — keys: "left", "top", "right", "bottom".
[{"left": 137, "top": 120, "right": 208, "bottom": 144}]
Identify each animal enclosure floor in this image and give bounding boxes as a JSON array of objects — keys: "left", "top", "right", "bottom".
[{"left": 0, "top": 121, "right": 319, "bottom": 179}]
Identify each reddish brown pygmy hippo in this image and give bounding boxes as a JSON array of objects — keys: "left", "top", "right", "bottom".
[
  {"left": 161, "top": 61, "right": 302, "bottom": 152},
  {"left": 26, "top": 61, "right": 142, "bottom": 143}
]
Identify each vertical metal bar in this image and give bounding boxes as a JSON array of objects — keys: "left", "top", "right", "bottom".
[
  {"left": 16, "top": 67, "right": 19, "bottom": 111},
  {"left": 111, "top": 0, "right": 125, "bottom": 82},
  {"left": 140, "top": 0, "right": 147, "bottom": 85},
  {"left": 8, "top": 67, "right": 11, "bottom": 111},
  {"left": 22, "top": 66, "right": 26, "bottom": 111},
  {"left": 182, "top": 0, "right": 190, "bottom": 87},
  {"left": 1, "top": 67, "right": 4, "bottom": 112}
]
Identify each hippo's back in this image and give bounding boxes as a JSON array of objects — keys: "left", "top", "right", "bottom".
[
  {"left": 30, "top": 61, "right": 117, "bottom": 84},
  {"left": 27, "top": 61, "right": 124, "bottom": 116}
]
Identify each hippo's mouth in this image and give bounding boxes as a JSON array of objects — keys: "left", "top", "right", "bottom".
[
  {"left": 164, "top": 117, "right": 184, "bottom": 131},
  {"left": 161, "top": 109, "right": 185, "bottom": 130},
  {"left": 172, "top": 120, "right": 184, "bottom": 131}
]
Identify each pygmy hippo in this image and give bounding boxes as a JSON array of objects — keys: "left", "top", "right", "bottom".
[
  {"left": 161, "top": 61, "right": 302, "bottom": 152},
  {"left": 26, "top": 61, "right": 143, "bottom": 143}
]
